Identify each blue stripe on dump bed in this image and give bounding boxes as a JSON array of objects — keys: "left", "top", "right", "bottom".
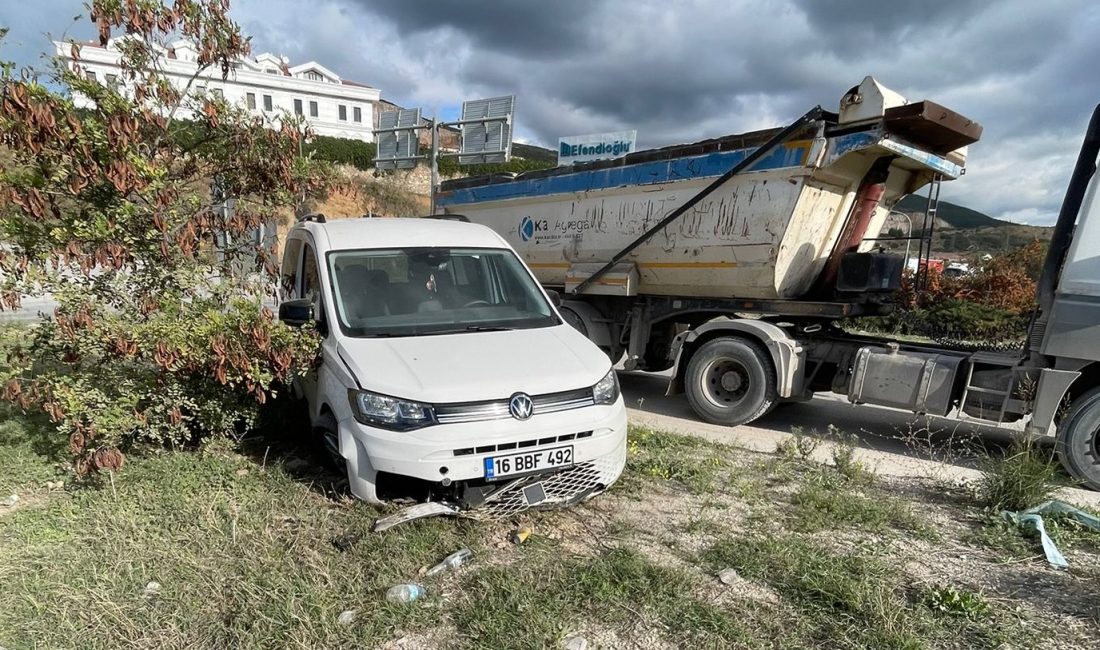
[
  {"left": 436, "top": 131, "right": 961, "bottom": 207},
  {"left": 436, "top": 139, "right": 816, "bottom": 208}
]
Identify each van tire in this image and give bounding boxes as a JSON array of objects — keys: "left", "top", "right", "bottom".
[
  {"left": 1057, "top": 386, "right": 1100, "bottom": 490},
  {"left": 315, "top": 413, "right": 382, "bottom": 503},
  {"left": 314, "top": 412, "right": 344, "bottom": 470},
  {"left": 685, "top": 337, "right": 778, "bottom": 426}
]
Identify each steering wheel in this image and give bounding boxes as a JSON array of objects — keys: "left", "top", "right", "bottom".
[{"left": 463, "top": 300, "right": 492, "bottom": 308}]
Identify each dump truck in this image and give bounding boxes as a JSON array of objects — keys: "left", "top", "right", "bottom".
[{"left": 436, "top": 77, "right": 1100, "bottom": 489}]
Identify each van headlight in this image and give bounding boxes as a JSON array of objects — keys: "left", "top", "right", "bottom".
[
  {"left": 348, "top": 389, "right": 435, "bottom": 431},
  {"left": 592, "top": 369, "right": 620, "bottom": 405}
]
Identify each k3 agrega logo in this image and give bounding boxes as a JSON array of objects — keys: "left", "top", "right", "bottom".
[{"left": 519, "top": 215, "right": 547, "bottom": 242}]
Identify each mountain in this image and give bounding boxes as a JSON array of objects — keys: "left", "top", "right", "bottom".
[
  {"left": 894, "top": 195, "right": 1006, "bottom": 229},
  {"left": 882, "top": 195, "right": 1051, "bottom": 255},
  {"left": 511, "top": 142, "right": 556, "bottom": 163}
]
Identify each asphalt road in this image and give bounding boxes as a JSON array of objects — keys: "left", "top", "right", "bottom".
[{"left": 619, "top": 369, "right": 1100, "bottom": 506}]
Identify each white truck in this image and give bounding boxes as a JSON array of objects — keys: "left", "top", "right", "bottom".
[
  {"left": 277, "top": 217, "right": 628, "bottom": 514},
  {"left": 437, "top": 77, "right": 1100, "bottom": 489}
]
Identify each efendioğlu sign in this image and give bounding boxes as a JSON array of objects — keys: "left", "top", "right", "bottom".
[{"left": 558, "top": 130, "right": 637, "bottom": 166}]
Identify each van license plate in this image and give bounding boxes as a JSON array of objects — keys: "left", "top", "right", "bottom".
[{"left": 484, "top": 446, "right": 573, "bottom": 479}]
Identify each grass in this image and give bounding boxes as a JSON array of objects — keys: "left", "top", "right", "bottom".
[
  {"left": 700, "top": 535, "right": 1022, "bottom": 649},
  {"left": 975, "top": 438, "right": 1060, "bottom": 511},
  {"left": 1, "top": 412, "right": 1097, "bottom": 648},
  {"left": 623, "top": 425, "right": 727, "bottom": 493},
  {"left": 0, "top": 414, "right": 484, "bottom": 648},
  {"left": 454, "top": 546, "right": 758, "bottom": 649},
  {"left": 788, "top": 470, "right": 934, "bottom": 538}
]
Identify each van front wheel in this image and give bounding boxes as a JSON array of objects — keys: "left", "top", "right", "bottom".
[{"left": 685, "top": 337, "right": 777, "bottom": 426}]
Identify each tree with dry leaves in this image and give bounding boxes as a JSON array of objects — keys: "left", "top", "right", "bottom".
[{"left": 0, "top": 0, "right": 327, "bottom": 473}]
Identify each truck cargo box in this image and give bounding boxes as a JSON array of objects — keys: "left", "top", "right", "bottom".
[{"left": 437, "top": 77, "right": 980, "bottom": 301}]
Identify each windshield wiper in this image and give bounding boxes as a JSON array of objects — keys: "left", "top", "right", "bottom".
[{"left": 412, "top": 325, "right": 516, "bottom": 336}]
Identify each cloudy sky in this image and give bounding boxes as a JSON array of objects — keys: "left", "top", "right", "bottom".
[{"left": 2, "top": 0, "right": 1098, "bottom": 224}]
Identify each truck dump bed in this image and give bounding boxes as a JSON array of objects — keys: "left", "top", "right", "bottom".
[{"left": 437, "top": 78, "right": 980, "bottom": 301}]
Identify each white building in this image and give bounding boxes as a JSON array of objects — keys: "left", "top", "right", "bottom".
[{"left": 54, "top": 38, "right": 381, "bottom": 142}]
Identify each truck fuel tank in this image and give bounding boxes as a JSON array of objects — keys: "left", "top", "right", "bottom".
[{"left": 848, "top": 345, "right": 965, "bottom": 417}]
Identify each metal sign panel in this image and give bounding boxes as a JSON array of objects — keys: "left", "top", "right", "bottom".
[
  {"left": 374, "top": 108, "right": 422, "bottom": 170},
  {"left": 458, "top": 95, "right": 514, "bottom": 165},
  {"left": 558, "top": 129, "right": 637, "bottom": 166}
]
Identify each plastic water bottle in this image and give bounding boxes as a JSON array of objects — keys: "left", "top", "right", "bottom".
[
  {"left": 385, "top": 583, "right": 425, "bottom": 603},
  {"left": 425, "top": 548, "right": 473, "bottom": 576}
]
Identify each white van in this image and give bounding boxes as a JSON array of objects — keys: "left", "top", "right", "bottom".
[{"left": 278, "top": 215, "right": 627, "bottom": 514}]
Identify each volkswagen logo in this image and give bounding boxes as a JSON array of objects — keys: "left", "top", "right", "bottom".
[{"left": 509, "top": 392, "right": 534, "bottom": 420}]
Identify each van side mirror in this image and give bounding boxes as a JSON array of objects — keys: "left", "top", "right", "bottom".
[
  {"left": 546, "top": 289, "right": 562, "bottom": 307},
  {"left": 278, "top": 299, "right": 314, "bottom": 328}
]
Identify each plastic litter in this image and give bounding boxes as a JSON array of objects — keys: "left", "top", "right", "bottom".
[
  {"left": 425, "top": 548, "right": 473, "bottom": 576},
  {"left": 337, "top": 609, "right": 357, "bottom": 625},
  {"left": 1, "top": 494, "right": 18, "bottom": 507},
  {"left": 1002, "top": 500, "right": 1100, "bottom": 568},
  {"left": 332, "top": 532, "right": 362, "bottom": 552},
  {"left": 562, "top": 633, "right": 588, "bottom": 650},
  {"left": 717, "top": 568, "right": 740, "bottom": 585},
  {"left": 373, "top": 502, "right": 461, "bottom": 532},
  {"left": 385, "top": 583, "right": 425, "bottom": 603},
  {"left": 511, "top": 525, "right": 533, "bottom": 545},
  {"left": 142, "top": 581, "right": 161, "bottom": 598}
]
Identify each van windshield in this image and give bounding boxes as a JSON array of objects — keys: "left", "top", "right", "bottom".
[{"left": 327, "top": 247, "right": 559, "bottom": 338}]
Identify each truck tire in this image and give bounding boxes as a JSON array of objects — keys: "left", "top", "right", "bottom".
[
  {"left": 1057, "top": 386, "right": 1100, "bottom": 490},
  {"left": 685, "top": 337, "right": 778, "bottom": 426}
]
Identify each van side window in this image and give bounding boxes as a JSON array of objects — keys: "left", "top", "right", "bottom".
[
  {"left": 301, "top": 243, "right": 321, "bottom": 305},
  {"left": 280, "top": 238, "right": 302, "bottom": 300}
]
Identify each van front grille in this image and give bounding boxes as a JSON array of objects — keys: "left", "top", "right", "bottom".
[
  {"left": 434, "top": 387, "right": 595, "bottom": 424},
  {"left": 452, "top": 431, "right": 593, "bottom": 457}
]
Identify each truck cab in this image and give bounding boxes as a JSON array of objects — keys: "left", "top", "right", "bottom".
[{"left": 277, "top": 216, "right": 627, "bottom": 512}]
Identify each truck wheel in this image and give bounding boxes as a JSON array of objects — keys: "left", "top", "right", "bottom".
[
  {"left": 1057, "top": 386, "right": 1100, "bottom": 490},
  {"left": 685, "top": 337, "right": 778, "bottom": 426}
]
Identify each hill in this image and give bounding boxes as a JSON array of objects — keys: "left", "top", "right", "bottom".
[
  {"left": 512, "top": 142, "right": 556, "bottom": 163},
  {"left": 895, "top": 195, "right": 1005, "bottom": 229},
  {"left": 880, "top": 195, "right": 1051, "bottom": 255}
]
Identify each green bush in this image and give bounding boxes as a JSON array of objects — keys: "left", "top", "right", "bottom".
[
  {"left": 911, "top": 300, "right": 1026, "bottom": 341},
  {"left": 921, "top": 585, "right": 991, "bottom": 620},
  {"left": 976, "top": 438, "right": 1060, "bottom": 511},
  {"left": 303, "top": 135, "right": 377, "bottom": 170},
  {"left": 0, "top": 2, "right": 324, "bottom": 472},
  {"left": 301, "top": 136, "right": 555, "bottom": 176},
  {"left": 430, "top": 145, "right": 556, "bottom": 177}
]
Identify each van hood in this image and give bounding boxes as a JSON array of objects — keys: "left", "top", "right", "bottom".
[{"left": 336, "top": 324, "right": 611, "bottom": 403}]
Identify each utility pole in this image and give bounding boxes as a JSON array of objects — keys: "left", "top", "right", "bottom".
[{"left": 430, "top": 114, "right": 439, "bottom": 215}]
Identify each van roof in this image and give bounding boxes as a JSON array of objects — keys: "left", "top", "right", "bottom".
[{"left": 299, "top": 217, "right": 511, "bottom": 252}]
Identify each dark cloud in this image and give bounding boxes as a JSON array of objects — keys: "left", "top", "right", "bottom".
[
  {"left": 3, "top": 0, "right": 1098, "bottom": 224},
  {"left": 799, "top": 0, "right": 988, "bottom": 39},
  {"left": 353, "top": 0, "right": 599, "bottom": 56}
]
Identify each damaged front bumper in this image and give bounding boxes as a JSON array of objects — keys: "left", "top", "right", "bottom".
[{"left": 372, "top": 439, "right": 626, "bottom": 531}]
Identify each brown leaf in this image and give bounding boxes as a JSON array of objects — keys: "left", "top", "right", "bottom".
[
  {"left": 91, "top": 446, "right": 125, "bottom": 472},
  {"left": 2, "top": 379, "right": 22, "bottom": 403}
]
